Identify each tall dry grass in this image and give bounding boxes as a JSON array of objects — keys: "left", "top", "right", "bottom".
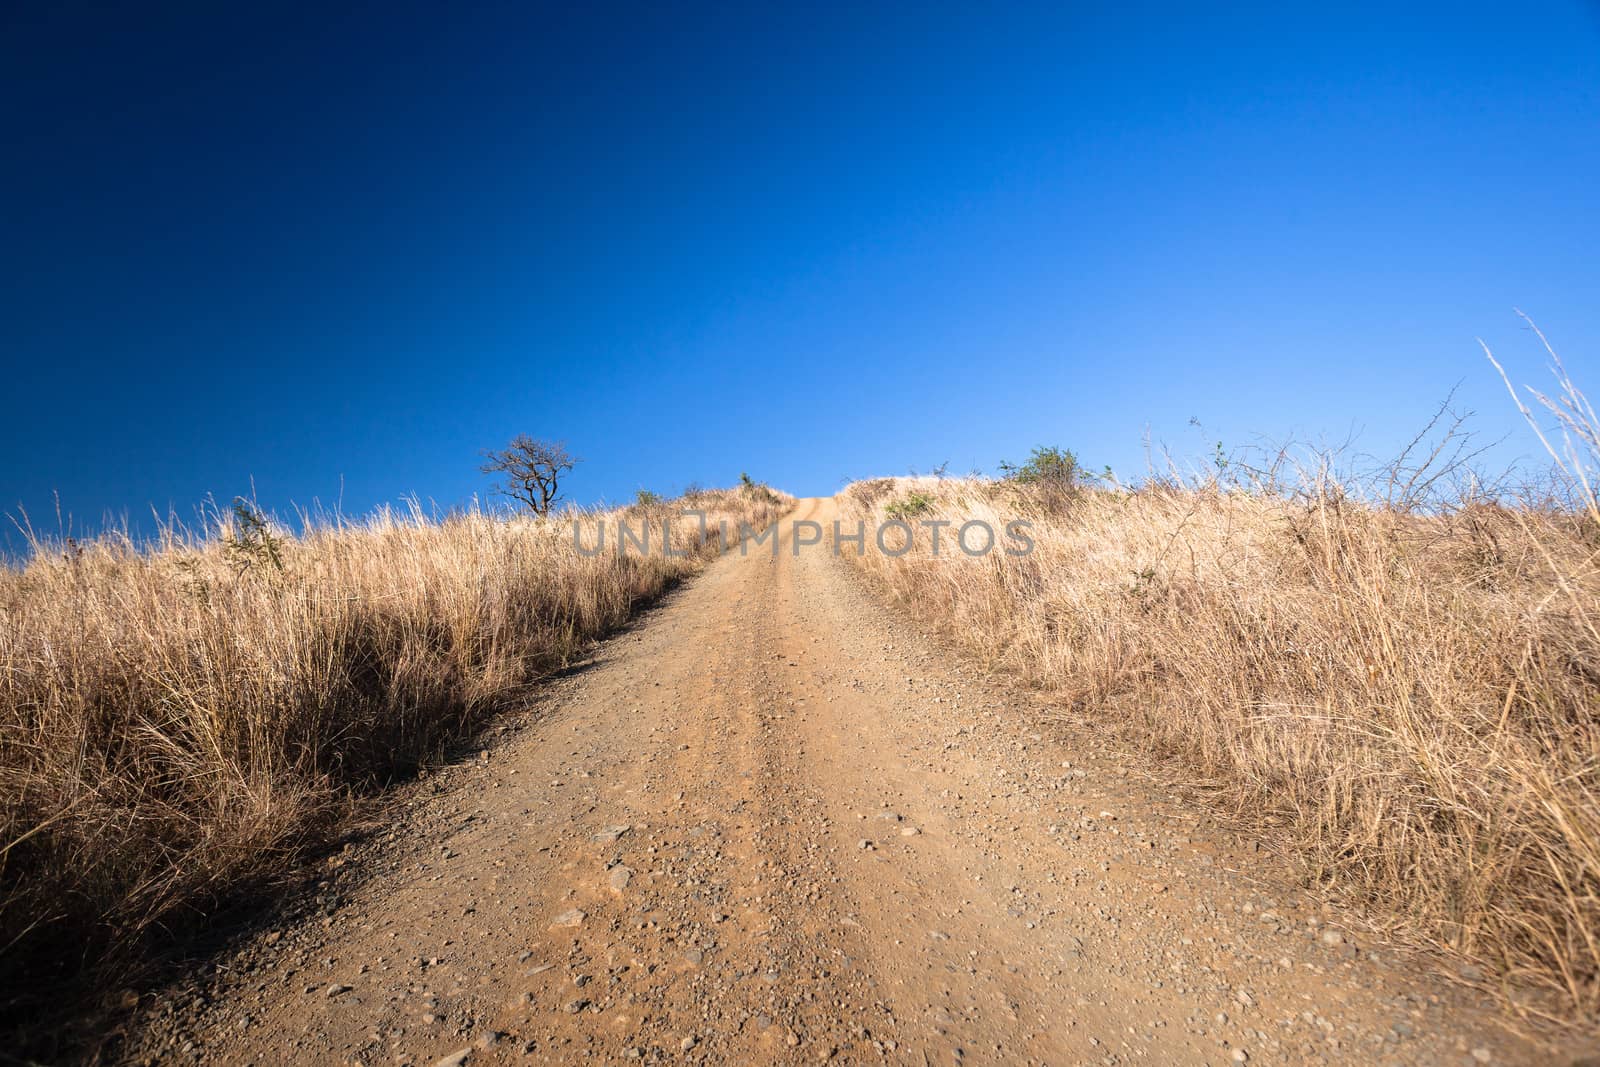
[
  {"left": 842, "top": 388, "right": 1600, "bottom": 1023},
  {"left": 0, "top": 486, "right": 788, "bottom": 1022}
]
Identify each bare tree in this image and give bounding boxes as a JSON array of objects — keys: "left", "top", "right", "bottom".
[{"left": 480, "top": 436, "right": 578, "bottom": 515}]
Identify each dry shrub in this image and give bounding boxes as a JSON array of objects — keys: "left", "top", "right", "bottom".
[
  {"left": 844, "top": 477, "right": 897, "bottom": 508},
  {"left": 843, "top": 459, "right": 1600, "bottom": 1022},
  {"left": 0, "top": 488, "right": 788, "bottom": 1024}
]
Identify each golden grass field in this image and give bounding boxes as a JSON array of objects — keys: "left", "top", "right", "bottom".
[
  {"left": 841, "top": 441, "right": 1600, "bottom": 1021},
  {"left": 2, "top": 349, "right": 1597, "bottom": 1035},
  {"left": 0, "top": 486, "right": 789, "bottom": 1014}
]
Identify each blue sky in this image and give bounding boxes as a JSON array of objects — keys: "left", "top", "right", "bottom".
[{"left": 3, "top": 2, "right": 1598, "bottom": 538}]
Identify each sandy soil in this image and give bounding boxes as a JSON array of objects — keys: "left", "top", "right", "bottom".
[{"left": 128, "top": 498, "right": 1573, "bottom": 1066}]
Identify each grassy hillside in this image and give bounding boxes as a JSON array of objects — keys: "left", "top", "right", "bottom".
[
  {"left": 842, "top": 457, "right": 1599, "bottom": 1022},
  {"left": 0, "top": 485, "right": 789, "bottom": 1021}
]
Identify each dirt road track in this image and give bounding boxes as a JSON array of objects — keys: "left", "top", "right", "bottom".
[{"left": 132, "top": 498, "right": 1564, "bottom": 1066}]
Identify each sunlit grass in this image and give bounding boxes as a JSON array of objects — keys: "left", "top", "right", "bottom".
[
  {"left": 0, "top": 485, "right": 789, "bottom": 1013},
  {"left": 842, "top": 370, "right": 1600, "bottom": 1022}
]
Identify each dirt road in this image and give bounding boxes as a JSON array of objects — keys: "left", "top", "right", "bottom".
[{"left": 133, "top": 498, "right": 1558, "bottom": 1065}]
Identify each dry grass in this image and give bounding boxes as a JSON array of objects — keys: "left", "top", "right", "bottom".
[
  {"left": 0, "top": 486, "right": 788, "bottom": 1021},
  {"left": 843, "top": 417, "right": 1600, "bottom": 1023}
]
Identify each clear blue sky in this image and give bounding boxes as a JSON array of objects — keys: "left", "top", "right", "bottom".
[{"left": 4, "top": 2, "right": 1599, "bottom": 538}]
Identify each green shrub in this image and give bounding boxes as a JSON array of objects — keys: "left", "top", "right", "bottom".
[
  {"left": 1000, "top": 445, "right": 1081, "bottom": 488},
  {"left": 885, "top": 491, "right": 934, "bottom": 520}
]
